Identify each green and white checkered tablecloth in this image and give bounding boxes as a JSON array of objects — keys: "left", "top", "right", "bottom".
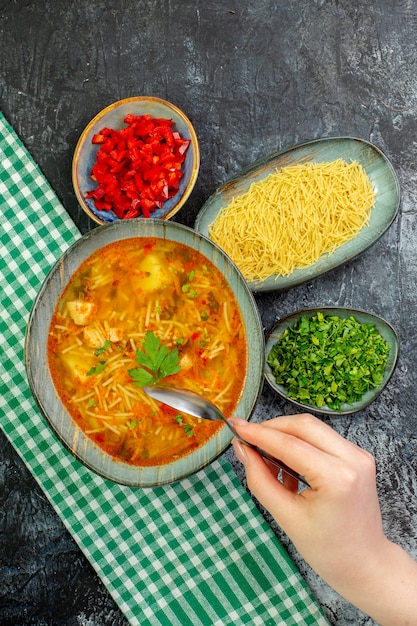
[{"left": 0, "top": 111, "right": 329, "bottom": 626}]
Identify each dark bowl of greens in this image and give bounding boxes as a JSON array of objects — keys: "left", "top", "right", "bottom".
[{"left": 264, "top": 307, "right": 399, "bottom": 416}]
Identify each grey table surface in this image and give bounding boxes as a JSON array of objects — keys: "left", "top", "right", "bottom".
[{"left": 1, "top": 1, "right": 417, "bottom": 624}]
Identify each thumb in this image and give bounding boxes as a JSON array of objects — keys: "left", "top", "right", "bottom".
[{"left": 232, "top": 438, "right": 299, "bottom": 520}]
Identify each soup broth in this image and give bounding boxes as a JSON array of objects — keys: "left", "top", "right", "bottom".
[{"left": 47, "top": 237, "right": 247, "bottom": 466}]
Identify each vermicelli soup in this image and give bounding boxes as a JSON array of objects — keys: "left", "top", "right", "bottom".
[{"left": 47, "top": 237, "right": 247, "bottom": 466}]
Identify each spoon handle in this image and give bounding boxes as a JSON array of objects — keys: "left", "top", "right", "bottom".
[
  {"left": 226, "top": 422, "right": 310, "bottom": 488},
  {"left": 251, "top": 444, "right": 310, "bottom": 487}
]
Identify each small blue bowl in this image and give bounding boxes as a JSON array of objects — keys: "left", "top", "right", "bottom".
[{"left": 72, "top": 96, "right": 200, "bottom": 225}]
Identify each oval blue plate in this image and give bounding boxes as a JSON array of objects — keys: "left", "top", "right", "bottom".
[
  {"left": 195, "top": 137, "right": 400, "bottom": 293},
  {"left": 264, "top": 307, "right": 399, "bottom": 416}
]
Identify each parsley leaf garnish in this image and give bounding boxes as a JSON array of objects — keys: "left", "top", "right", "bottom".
[{"left": 128, "top": 331, "right": 181, "bottom": 387}]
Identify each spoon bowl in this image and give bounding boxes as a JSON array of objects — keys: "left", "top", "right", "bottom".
[{"left": 143, "top": 386, "right": 309, "bottom": 487}]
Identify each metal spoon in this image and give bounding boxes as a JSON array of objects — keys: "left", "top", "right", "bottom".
[{"left": 143, "top": 385, "right": 310, "bottom": 487}]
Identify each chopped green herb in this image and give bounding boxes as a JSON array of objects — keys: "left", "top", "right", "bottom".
[
  {"left": 200, "top": 309, "right": 209, "bottom": 321},
  {"left": 181, "top": 276, "right": 198, "bottom": 299},
  {"left": 128, "top": 330, "right": 181, "bottom": 387},
  {"left": 94, "top": 339, "right": 112, "bottom": 356},
  {"left": 267, "top": 312, "right": 390, "bottom": 411},
  {"left": 175, "top": 415, "right": 194, "bottom": 437},
  {"left": 86, "top": 360, "right": 107, "bottom": 376},
  {"left": 200, "top": 327, "right": 210, "bottom": 349},
  {"left": 183, "top": 423, "right": 194, "bottom": 437}
]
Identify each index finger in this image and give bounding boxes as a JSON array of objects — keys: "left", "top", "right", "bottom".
[
  {"left": 229, "top": 415, "right": 361, "bottom": 483},
  {"left": 231, "top": 413, "right": 361, "bottom": 458}
]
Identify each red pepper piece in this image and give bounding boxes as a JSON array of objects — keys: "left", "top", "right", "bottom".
[
  {"left": 92, "top": 133, "right": 106, "bottom": 144},
  {"left": 140, "top": 198, "right": 155, "bottom": 218},
  {"left": 176, "top": 138, "right": 191, "bottom": 155},
  {"left": 86, "top": 113, "right": 190, "bottom": 219},
  {"left": 124, "top": 201, "right": 141, "bottom": 219}
]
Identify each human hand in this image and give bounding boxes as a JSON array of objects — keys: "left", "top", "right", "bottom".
[
  {"left": 230, "top": 413, "right": 384, "bottom": 586},
  {"left": 230, "top": 414, "right": 417, "bottom": 625}
]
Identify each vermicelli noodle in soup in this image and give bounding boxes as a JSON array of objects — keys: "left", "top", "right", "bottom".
[{"left": 47, "top": 237, "right": 247, "bottom": 466}]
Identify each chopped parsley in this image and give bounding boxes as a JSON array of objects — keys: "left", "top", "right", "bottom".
[
  {"left": 86, "top": 340, "right": 113, "bottom": 376},
  {"left": 199, "top": 327, "right": 210, "bottom": 349},
  {"left": 267, "top": 312, "right": 390, "bottom": 411},
  {"left": 86, "top": 360, "right": 107, "bottom": 376},
  {"left": 181, "top": 270, "right": 198, "bottom": 299},
  {"left": 94, "top": 339, "right": 112, "bottom": 356},
  {"left": 175, "top": 415, "right": 194, "bottom": 437}
]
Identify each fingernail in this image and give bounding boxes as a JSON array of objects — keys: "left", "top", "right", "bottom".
[
  {"left": 233, "top": 439, "right": 248, "bottom": 465},
  {"left": 228, "top": 417, "right": 249, "bottom": 427}
]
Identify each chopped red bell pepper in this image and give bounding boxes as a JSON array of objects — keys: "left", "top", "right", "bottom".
[
  {"left": 85, "top": 113, "right": 190, "bottom": 219},
  {"left": 92, "top": 133, "right": 106, "bottom": 144}
]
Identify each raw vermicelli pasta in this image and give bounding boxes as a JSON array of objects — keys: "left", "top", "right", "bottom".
[
  {"left": 47, "top": 237, "right": 247, "bottom": 466},
  {"left": 208, "top": 159, "right": 376, "bottom": 282}
]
